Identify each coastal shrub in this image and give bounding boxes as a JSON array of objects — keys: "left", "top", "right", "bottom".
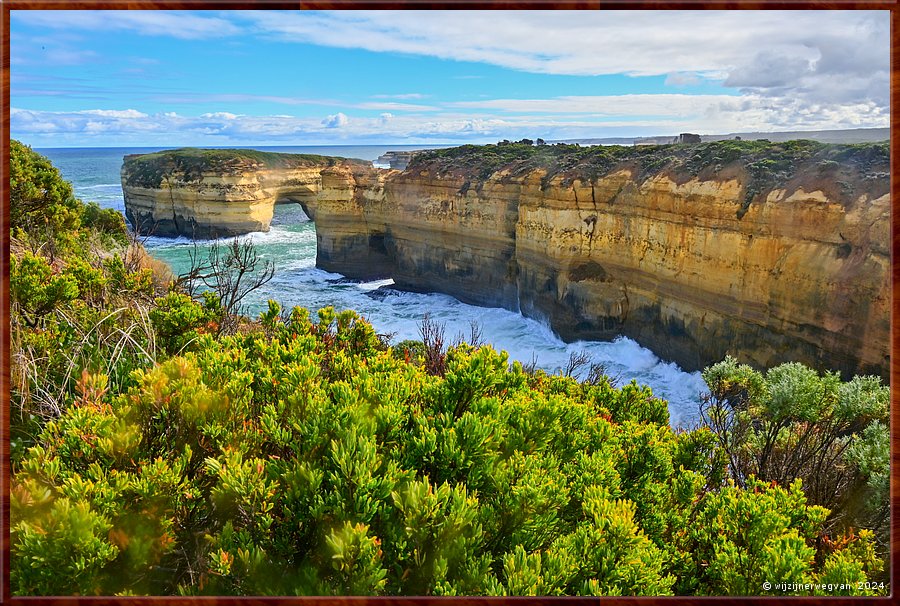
[
  {"left": 700, "top": 356, "right": 890, "bottom": 565},
  {"left": 102, "top": 254, "right": 156, "bottom": 299},
  {"left": 9, "top": 142, "right": 167, "bottom": 462},
  {"left": 9, "top": 141, "right": 888, "bottom": 596},
  {"left": 11, "top": 253, "right": 80, "bottom": 327},
  {"left": 10, "top": 140, "right": 83, "bottom": 253},
  {"left": 81, "top": 201, "right": 129, "bottom": 246},
  {"left": 10, "top": 308, "right": 882, "bottom": 596},
  {"left": 149, "top": 291, "right": 224, "bottom": 356},
  {"left": 10, "top": 251, "right": 159, "bottom": 453},
  {"left": 175, "top": 239, "right": 274, "bottom": 332},
  {"left": 392, "top": 339, "right": 426, "bottom": 365}
]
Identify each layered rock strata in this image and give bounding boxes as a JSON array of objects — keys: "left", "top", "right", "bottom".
[
  {"left": 123, "top": 143, "right": 890, "bottom": 379},
  {"left": 121, "top": 149, "right": 371, "bottom": 238}
]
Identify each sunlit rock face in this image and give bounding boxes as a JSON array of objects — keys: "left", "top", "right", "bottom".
[
  {"left": 121, "top": 149, "right": 370, "bottom": 239},
  {"left": 124, "top": 143, "right": 890, "bottom": 379}
]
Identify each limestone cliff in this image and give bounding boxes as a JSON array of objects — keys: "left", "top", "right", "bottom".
[
  {"left": 311, "top": 140, "right": 891, "bottom": 379},
  {"left": 121, "top": 148, "right": 371, "bottom": 238},
  {"left": 123, "top": 141, "right": 891, "bottom": 379}
]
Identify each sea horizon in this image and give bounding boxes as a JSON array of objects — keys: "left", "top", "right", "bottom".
[{"left": 33, "top": 143, "right": 462, "bottom": 151}]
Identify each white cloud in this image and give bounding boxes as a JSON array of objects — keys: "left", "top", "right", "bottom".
[
  {"left": 452, "top": 94, "right": 740, "bottom": 116},
  {"left": 12, "top": 9, "right": 887, "bottom": 132},
  {"left": 664, "top": 73, "right": 701, "bottom": 87},
  {"left": 20, "top": 10, "right": 885, "bottom": 98},
  {"left": 11, "top": 10, "right": 240, "bottom": 40},
  {"left": 240, "top": 11, "right": 885, "bottom": 75},
  {"left": 80, "top": 109, "right": 148, "bottom": 118},
  {"left": 11, "top": 95, "right": 888, "bottom": 148},
  {"left": 200, "top": 112, "right": 239, "bottom": 119},
  {"left": 152, "top": 92, "right": 438, "bottom": 113},
  {"left": 236, "top": 10, "right": 887, "bottom": 114},
  {"left": 321, "top": 112, "right": 349, "bottom": 128}
]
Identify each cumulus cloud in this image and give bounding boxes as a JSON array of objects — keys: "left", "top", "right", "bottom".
[
  {"left": 322, "top": 112, "right": 349, "bottom": 128},
  {"left": 725, "top": 30, "right": 889, "bottom": 109},
  {"left": 81, "top": 109, "right": 148, "bottom": 118},
  {"left": 200, "top": 112, "right": 239, "bottom": 119}
]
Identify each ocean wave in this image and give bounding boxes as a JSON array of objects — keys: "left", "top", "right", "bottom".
[
  {"left": 357, "top": 278, "right": 396, "bottom": 291},
  {"left": 78, "top": 183, "right": 122, "bottom": 190},
  {"left": 143, "top": 224, "right": 314, "bottom": 250}
]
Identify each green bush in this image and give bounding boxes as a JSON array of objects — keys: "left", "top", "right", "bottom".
[
  {"left": 11, "top": 310, "right": 883, "bottom": 596},
  {"left": 10, "top": 140, "right": 83, "bottom": 249},
  {"left": 701, "top": 356, "right": 889, "bottom": 572},
  {"left": 81, "top": 201, "right": 129, "bottom": 246},
  {"left": 8, "top": 140, "right": 888, "bottom": 597},
  {"left": 149, "top": 291, "right": 224, "bottom": 356},
  {"left": 9, "top": 142, "right": 165, "bottom": 464},
  {"left": 11, "top": 253, "right": 80, "bottom": 327}
]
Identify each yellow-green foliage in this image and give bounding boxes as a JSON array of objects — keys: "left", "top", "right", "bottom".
[
  {"left": 9, "top": 142, "right": 163, "bottom": 465},
  {"left": 11, "top": 140, "right": 128, "bottom": 255},
  {"left": 10, "top": 140, "right": 83, "bottom": 243},
  {"left": 10, "top": 305, "right": 883, "bottom": 596},
  {"left": 701, "top": 356, "right": 890, "bottom": 547}
]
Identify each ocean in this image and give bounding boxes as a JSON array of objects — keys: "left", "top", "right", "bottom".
[{"left": 38, "top": 145, "right": 707, "bottom": 427}]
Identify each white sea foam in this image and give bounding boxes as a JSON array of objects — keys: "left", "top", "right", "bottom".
[{"left": 357, "top": 278, "right": 396, "bottom": 291}]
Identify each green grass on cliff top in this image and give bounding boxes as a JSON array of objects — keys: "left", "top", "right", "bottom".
[
  {"left": 122, "top": 148, "right": 368, "bottom": 188},
  {"left": 409, "top": 139, "right": 889, "bottom": 211},
  {"left": 410, "top": 139, "right": 888, "bottom": 182}
]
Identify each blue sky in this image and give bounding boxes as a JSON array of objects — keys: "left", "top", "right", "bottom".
[{"left": 10, "top": 10, "right": 890, "bottom": 147}]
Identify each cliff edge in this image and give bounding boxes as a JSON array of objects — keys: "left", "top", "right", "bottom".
[{"left": 122, "top": 141, "right": 890, "bottom": 379}]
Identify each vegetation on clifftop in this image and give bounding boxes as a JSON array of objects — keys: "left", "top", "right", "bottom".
[
  {"left": 409, "top": 139, "right": 889, "bottom": 215},
  {"left": 122, "top": 148, "right": 369, "bottom": 189}
]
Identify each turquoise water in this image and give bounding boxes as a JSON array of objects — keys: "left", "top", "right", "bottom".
[{"left": 39, "top": 145, "right": 707, "bottom": 426}]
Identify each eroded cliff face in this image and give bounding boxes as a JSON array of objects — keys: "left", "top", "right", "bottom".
[
  {"left": 124, "top": 143, "right": 891, "bottom": 378},
  {"left": 121, "top": 150, "right": 370, "bottom": 238},
  {"left": 509, "top": 171, "right": 890, "bottom": 376},
  {"left": 308, "top": 144, "right": 890, "bottom": 379}
]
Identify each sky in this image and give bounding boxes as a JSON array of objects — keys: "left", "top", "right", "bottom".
[{"left": 9, "top": 10, "right": 890, "bottom": 147}]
